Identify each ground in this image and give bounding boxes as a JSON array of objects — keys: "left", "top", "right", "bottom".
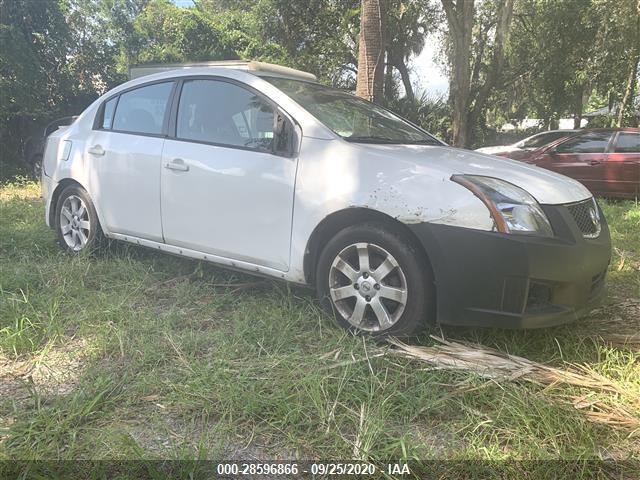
[{"left": 0, "top": 180, "right": 638, "bottom": 479}]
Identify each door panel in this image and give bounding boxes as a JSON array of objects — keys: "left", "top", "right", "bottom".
[
  {"left": 160, "top": 140, "right": 296, "bottom": 270},
  {"left": 160, "top": 78, "right": 297, "bottom": 271},
  {"left": 541, "top": 151, "right": 607, "bottom": 193},
  {"left": 602, "top": 152, "right": 640, "bottom": 198},
  {"left": 84, "top": 81, "right": 174, "bottom": 241},
  {"left": 85, "top": 131, "right": 164, "bottom": 241},
  {"left": 533, "top": 132, "right": 612, "bottom": 195},
  {"left": 606, "top": 132, "right": 640, "bottom": 198}
]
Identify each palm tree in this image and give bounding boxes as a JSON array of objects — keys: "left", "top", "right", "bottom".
[
  {"left": 356, "top": 0, "right": 386, "bottom": 103},
  {"left": 385, "top": 0, "right": 435, "bottom": 101}
]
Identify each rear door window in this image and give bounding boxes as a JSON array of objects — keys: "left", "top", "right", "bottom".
[
  {"left": 555, "top": 132, "right": 612, "bottom": 154},
  {"left": 613, "top": 132, "right": 640, "bottom": 153},
  {"left": 112, "top": 82, "right": 174, "bottom": 135}
]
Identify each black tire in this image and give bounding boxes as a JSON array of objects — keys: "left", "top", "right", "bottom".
[
  {"left": 316, "top": 222, "right": 434, "bottom": 337},
  {"left": 54, "top": 185, "right": 103, "bottom": 254}
]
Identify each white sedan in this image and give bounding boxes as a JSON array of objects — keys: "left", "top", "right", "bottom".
[{"left": 42, "top": 62, "right": 611, "bottom": 335}]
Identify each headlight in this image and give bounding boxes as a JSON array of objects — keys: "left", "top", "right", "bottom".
[{"left": 451, "top": 175, "right": 554, "bottom": 236}]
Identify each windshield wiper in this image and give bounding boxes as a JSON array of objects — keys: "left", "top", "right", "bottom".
[{"left": 344, "top": 135, "right": 399, "bottom": 144}]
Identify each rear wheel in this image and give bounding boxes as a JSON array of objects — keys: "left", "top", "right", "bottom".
[
  {"left": 316, "top": 223, "right": 434, "bottom": 336},
  {"left": 54, "top": 185, "right": 103, "bottom": 253}
]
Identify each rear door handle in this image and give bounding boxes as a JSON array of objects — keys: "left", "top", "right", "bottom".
[
  {"left": 88, "top": 145, "right": 105, "bottom": 156},
  {"left": 164, "top": 158, "right": 189, "bottom": 171},
  {"left": 589, "top": 160, "right": 601, "bottom": 165}
]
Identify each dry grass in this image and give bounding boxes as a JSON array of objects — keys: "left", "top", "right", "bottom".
[
  {"left": 583, "top": 300, "right": 640, "bottom": 350},
  {"left": 569, "top": 394, "right": 640, "bottom": 429},
  {"left": 387, "top": 336, "right": 640, "bottom": 431}
]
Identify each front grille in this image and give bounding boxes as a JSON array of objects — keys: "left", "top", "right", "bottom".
[
  {"left": 525, "top": 281, "right": 553, "bottom": 314},
  {"left": 567, "top": 198, "right": 601, "bottom": 238}
]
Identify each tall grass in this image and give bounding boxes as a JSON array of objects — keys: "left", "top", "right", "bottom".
[{"left": 0, "top": 181, "right": 638, "bottom": 478}]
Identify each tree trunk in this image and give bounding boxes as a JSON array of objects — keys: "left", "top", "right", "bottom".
[
  {"left": 573, "top": 85, "right": 584, "bottom": 129},
  {"left": 442, "top": 0, "right": 474, "bottom": 147},
  {"left": 356, "top": 0, "right": 386, "bottom": 104},
  {"left": 392, "top": 55, "right": 414, "bottom": 101},
  {"left": 384, "top": 53, "right": 394, "bottom": 100},
  {"left": 616, "top": 51, "right": 639, "bottom": 127},
  {"left": 468, "top": 0, "right": 514, "bottom": 144}
]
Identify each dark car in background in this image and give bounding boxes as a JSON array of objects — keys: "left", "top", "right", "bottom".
[
  {"left": 21, "top": 117, "right": 78, "bottom": 178},
  {"left": 487, "top": 128, "right": 640, "bottom": 199}
]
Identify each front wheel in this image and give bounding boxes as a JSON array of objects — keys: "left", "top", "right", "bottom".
[
  {"left": 54, "top": 185, "right": 103, "bottom": 253},
  {"left": 316, "top": 223, "right": 434, "bottom": 336}
]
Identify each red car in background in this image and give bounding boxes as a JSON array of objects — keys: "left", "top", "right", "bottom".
[{"left": 490, "top": 128, "right": 640, "bottom": 199}]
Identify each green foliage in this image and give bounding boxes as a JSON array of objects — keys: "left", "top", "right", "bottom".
[
  {"left": 385, "top": 92, "right": 452, "bottom": 141},
  {"left": 0, "top": 0, "right": 70, "bottom": 167},
  {"left": 495, "top": 0, "right": 639, "bottom": 128},
  {"left": 132, "top": 0, "right": 236, "bottom": 64},
  {"left": 198, "top": 0, "right": 361, "bottom": 86},
  {"left": 1, "top": 0, "right": 637, "bottom": 173}
]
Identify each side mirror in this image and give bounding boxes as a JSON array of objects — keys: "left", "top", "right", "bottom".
[{"left": 273, "top": 110, "right": 297, "bottom": 157}]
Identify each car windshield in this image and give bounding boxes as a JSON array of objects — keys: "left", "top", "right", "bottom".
[{"left": 263, "top": 77, "right": 440, "bottom": 145}]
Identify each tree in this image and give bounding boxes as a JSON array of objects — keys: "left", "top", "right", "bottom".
[
  {"left": 356, "top": 0, "right": 386, "bottom": 103},
  {"left": 497, "top": 0, "right": 639, "bottom": 131},
  {"left": 608, "top": 0, "right": 640, "bottom": 127},
  {"left": 0, "top": 0, "right": 70, "bottom": 167},
  {"left": 133, "top": 0, "right": 235, "bottom": 64},
  {"left": 441, "top": 0, "right": 514, "bottom": 147},
  {"left": 441, "top": 0, "right": 473, "bottom": 147},
  {"left": 385, "top": 0, "right": 439, "bottom": 101},
  {"left": 196, "top": 0, "right": 360, "bottom": 87}
]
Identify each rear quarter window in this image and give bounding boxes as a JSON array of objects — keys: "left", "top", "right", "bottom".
[
  {"left": 613, "top": 132, "right": 640, "bottom": 153},
  {"left": 100, "top": 97, "right": 118, "bottom": 129}
]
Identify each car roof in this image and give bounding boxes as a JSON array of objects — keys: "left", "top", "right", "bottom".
[
  {"left": 128, "top": 60, "right": 317, "bottom": 82},
  {"left": 577, "top": 127, "right": 640, "bottom": 133},
  {"left": 537, "top": 129, "right": 577, "bottom": 133}
]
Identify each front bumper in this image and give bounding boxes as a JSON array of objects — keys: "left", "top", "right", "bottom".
[{"left": 408, "top": 203, "right": 611, "bottom": 328}]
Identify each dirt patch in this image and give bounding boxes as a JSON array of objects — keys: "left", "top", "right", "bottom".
[
  {"left": 0, "top": 337, "right": 90, "bottom": 410},
  {"left": 0, "top": 337, "right": 92, "bottom": 448},
  {"left": 123, "top": 406, "right": 298, "bottom": 462}
]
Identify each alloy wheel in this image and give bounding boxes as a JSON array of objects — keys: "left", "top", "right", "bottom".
[
  {"left": 329, "top": 242, "right": 408, "bottom": 332},
  {"left": 59, "top": 195, "right": 91, "bottom": 251}
]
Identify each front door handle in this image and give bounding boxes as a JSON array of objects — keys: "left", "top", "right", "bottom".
[
  {"left": 164, "top": 158, "right": 189, "bottom": 171},
  {"left": 88, "top": 145, "right": 105, "bottom": 156},
  {"left": 589, "top": 160, "right": 601, "bottom": 165}
]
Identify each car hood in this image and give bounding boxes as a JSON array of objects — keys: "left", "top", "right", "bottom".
[{"left": 356, "top": 144, "right": 592, "bottom": 205}]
